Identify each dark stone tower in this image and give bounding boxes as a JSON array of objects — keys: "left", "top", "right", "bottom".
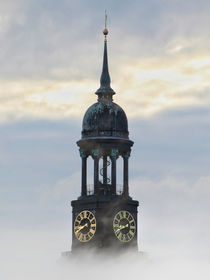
[{"left": 71, "top": 26, "right": 139, "bottom": 253}]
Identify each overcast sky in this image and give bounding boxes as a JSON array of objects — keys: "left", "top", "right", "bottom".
[{"left": 0, "top": 0, "right": 210, "bottom": 279}]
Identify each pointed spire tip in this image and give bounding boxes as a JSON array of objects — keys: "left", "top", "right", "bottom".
[
  {"left": 103, "top": 10, "right": 108, "bottom": 42},
  {"left": 95, "top": 11, "right": 115, "bottom": 99}
]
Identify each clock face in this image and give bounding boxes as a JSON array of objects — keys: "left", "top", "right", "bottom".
[
  {"left": 113, "top": 210, "right": 136, "bottom": 242},
  {"left": 74, "top": 210, "right": 96, "bottom": 242}
]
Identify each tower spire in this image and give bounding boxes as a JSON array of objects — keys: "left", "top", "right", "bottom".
[
  {"left": 104, "top": 10, "right": 108, "bottom": 42},
  {"left": 95, "top": 12, "right": 115, "bottom": 100}
]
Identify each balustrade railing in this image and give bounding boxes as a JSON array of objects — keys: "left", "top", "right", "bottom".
[{"left": 86, "top": 184, "right": 123, "bottom": 196}]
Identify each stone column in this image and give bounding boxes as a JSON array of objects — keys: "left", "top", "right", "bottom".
[
  {"left": 80, "top": 150, "right": 87, "bottom": 196},
  {"left": 92, "top": 149, "right": 99, "bottom": 195},
  {"left": 111, "top": 149, "right": 118, "bottom": 194},
  {"left": 123, "top": 152, "right": 130, "bottom": 196},
  {"left": 94, "top": 157, "right": 99, "bottom": 194}
]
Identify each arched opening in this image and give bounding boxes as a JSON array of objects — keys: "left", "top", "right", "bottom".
[
  {"left": 99, "top": 157, "right": 103, "bottom": 184},
  {"left": 116, "top": 156, "right": 123, "bottom": 195},
  {"left": 87, "top": 156, "right": 94, "bottom": 195}
]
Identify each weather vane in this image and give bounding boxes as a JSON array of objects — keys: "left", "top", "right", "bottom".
[{"left": 103, "top": 10, "right": 108, "bottom": 42}]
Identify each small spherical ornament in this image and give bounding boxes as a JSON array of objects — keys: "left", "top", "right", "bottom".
[{"left": 103, "top": 28, "right": 108, "bottom": 36}]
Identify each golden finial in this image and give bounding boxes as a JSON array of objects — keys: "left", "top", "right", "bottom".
[{"left": 103, "top": 10, "right": 108, "bottom": 41}]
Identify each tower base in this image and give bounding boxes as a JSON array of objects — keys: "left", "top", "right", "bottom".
[{"left": 71, "top": 194, "right": 139, "bottom": 253}]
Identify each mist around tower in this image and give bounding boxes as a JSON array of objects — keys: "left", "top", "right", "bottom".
[{"left": 1, "top": 2, "right": 210, "bottom": 279}]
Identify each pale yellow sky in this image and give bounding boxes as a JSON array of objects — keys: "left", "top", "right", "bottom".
[
  {"left": 1, "top": 43, "right": 210, "bottom": 123},
  {"left": 1, "top": 1, "right": 210, "bottom": 123}
]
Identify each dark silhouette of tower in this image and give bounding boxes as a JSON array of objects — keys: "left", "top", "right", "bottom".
[{"left": 71, "top": 25, "right": 139, "bottom": 253}]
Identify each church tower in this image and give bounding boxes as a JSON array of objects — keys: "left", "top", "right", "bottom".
[{"left": 71, "top": 23, "right": 139, "bottom": 253}]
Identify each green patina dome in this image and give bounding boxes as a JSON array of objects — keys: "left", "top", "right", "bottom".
[{"left": 82, "top": 102, "right": 128, "bottom": 139}]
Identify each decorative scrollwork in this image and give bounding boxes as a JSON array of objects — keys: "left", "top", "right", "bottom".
[{"left": 99, "top": 158, "right": 111, "bottom": 183}]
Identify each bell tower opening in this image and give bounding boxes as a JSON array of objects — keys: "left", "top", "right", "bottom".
[{"left": 116, "top": 156, "right": 123, "bottom": 195}]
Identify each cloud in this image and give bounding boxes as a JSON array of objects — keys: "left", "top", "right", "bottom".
[
  {"left": 129, "top": 175, "right": 210, "bottom": 261},
  {"left": 1, "top": 48, "right": 210, "bottom": 123},
  {"left": 39, "top": 172, "right": 80, "bottom": 204},
  {"left": 0, "top": 0, "right": 210, "bottom": 123}
]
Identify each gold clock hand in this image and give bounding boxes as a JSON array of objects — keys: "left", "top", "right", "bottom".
[
  {"left": 115, "top": 223, "right": 129, "bottom": 233},
  {"left": 115, "top": 225, "right": 123, "bottom": 232},
  {"left": 75, "top": 223, "right": 88, "bottom": 233},
  {"left": 115, "top": 228, "right": 121, "bottom": 233},
  {"left": 75, "top": 224, "right": 85, "bottom": 233}
]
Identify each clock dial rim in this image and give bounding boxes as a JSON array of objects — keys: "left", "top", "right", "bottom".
[
  {"left": 74, "top": 210, "right": 97, "bottom": 242},
  {"left": 113, "top": 210, "right": 136, "bottom": 243}
]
